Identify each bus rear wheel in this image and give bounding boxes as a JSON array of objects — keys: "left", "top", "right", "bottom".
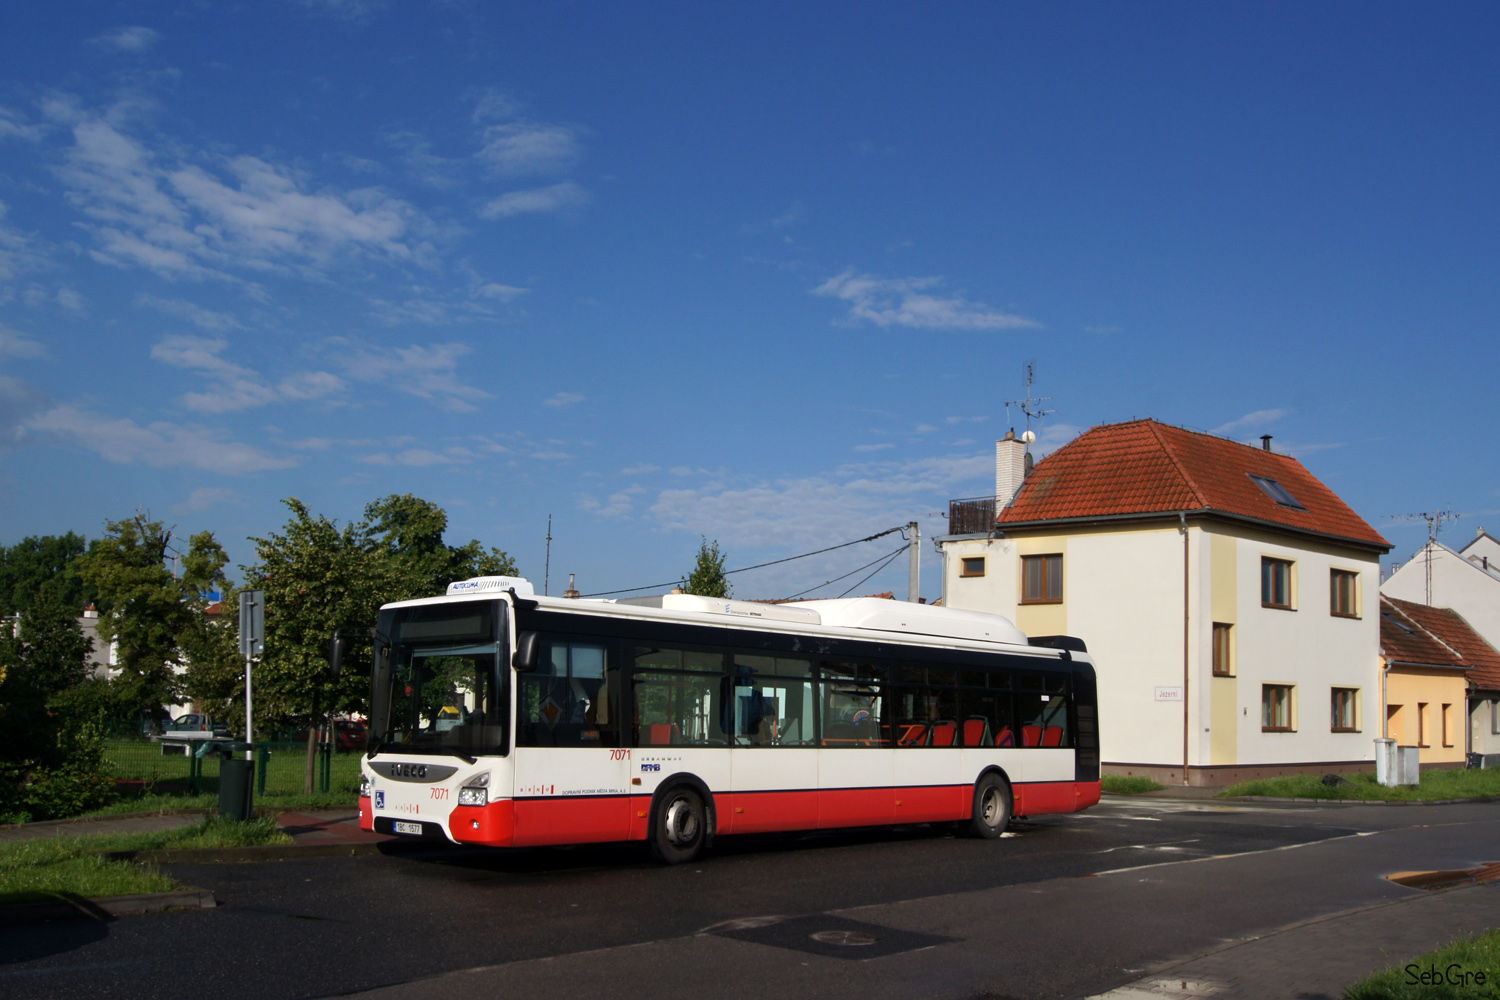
[
  {"left": 967, "top": 774, "right": 1012, "bottom": 839},
  {"left": 649, "top": 786, "right": 706, "bottom": 864}
]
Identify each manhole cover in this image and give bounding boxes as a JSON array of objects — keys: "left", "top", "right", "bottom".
[
  {"left": 810, "top": 929, "right": 877, "bottom": 946},
  {"left": 1387, "top": 862, "right": 1500, "bottom": 890},
  {"left": 710, "top": 914, "right": 957, "bottom": 960}
]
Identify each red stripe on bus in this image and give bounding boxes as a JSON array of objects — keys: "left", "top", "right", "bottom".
[
  {"left": 437, "top": 780, "right": 1102, "bottom": 848},
  {"left": 358, "top": 795, "right": 372, "bottom": 832}
]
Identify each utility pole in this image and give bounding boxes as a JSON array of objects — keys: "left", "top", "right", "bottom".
[
  {"left": 907, "top": 521, "right": 920, "bottom": 603},
  {"left": 544, "top": 514, "right": 553, "bottom": 596},
  {"left": 239, "top": 590, "right": 265, "bottom": 762}
]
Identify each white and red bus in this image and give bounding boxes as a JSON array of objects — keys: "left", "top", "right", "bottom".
[{"left": 352, "top": 576, "right": 1101, "bottom": 863}]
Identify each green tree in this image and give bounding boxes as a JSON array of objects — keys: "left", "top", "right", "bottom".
[
  {"left": 685, "top": 537, "right": 731, "bottom": 598},
  {"left": 365, "top": 494, "right": 517, "bottom": 599},
  {"left": 76, "top": 514, "right": 190, "bottom": 724},
  {"left": 0, "top": 532, "right": 93, "bottom": 616}
]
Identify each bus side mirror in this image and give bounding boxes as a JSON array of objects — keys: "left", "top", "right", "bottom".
[
  {"left": 328, "top": 635, "right": 348, "bottom": 679},
  {"left": 512, "top": 631, "right": 539, "bottom": 672}
]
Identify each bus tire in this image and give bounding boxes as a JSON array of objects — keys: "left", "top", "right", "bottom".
[
  {"left": 649, "top": 785, "right": 706, "bottom": 864},
  {"left": 967, "top": 773, "right": 1012, "bottom": 839}
]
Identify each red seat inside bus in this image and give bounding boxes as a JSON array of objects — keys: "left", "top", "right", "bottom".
[
  {"left": 963, "top": 718, "right": 989, "bottom": 747},
  {"left": 897, "top": 723, "right": 927, "bottom": 747},
  {"left": 1021, "top": 725, "right": 1043, "bottom": 747},
  {"left": 648, "top": 723, "right": 680, "bottom": 746},
  {"left": 930, "top": 722, "right": 956, "bottom": 747},
  {"left": 995, "top": 726, "right": 1015, "bottom": 747},
  {"left": 1042, "top": 726, "right": 1064, "bottom": 747}
]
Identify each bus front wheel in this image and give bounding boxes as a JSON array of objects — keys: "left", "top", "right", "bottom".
[
  {"left": 649, "top": 786, "right": 706, "bottom": 864},
  {"left": 967, "top": 773, "right": 1012, "bottom": 839}
]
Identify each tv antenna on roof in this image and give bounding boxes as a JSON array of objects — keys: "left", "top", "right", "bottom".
[
  {"left": 1004, "top": 362, "right": 1053, "bottom": 445},
  {"left": 1390, "top": 507, "right": 1458, "bottom": 605}
]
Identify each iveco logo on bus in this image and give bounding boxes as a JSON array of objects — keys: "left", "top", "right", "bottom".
[{"left": 393, "top": 763, "right": 428, "bottom": 779}]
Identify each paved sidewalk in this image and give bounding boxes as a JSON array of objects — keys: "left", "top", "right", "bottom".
[
  {"left": 0, "top": 806, "right": 393, "bottom": 849},
  {"left": 275, "top": 809, "right": 395, "bottom": 846},
  {"left": 1088, "top": 882, "right": 1500, "bottom": 999}
]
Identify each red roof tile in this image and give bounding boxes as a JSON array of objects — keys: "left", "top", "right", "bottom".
[
  {"left": 999, "top": 420, "right": 1390, "bottom": 550},
  {"left": 1381, "top": 596, "right": 1500, "bottom": 690}
]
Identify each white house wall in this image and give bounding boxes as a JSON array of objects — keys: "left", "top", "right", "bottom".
[
  {"left": 944, "top": 524, "right": 1380, "bottom": 770},
  {"left": 1382, "top": 542, "right": 1500, "bottom": 651}
]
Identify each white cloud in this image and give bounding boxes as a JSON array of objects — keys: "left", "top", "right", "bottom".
[
  {"left": 854, "top": 442, "right": 895, "bottom": 452},
  {"left": 480, "top": 181, "right": 588, "bottom": 219},
  {"left": 0, "top": 107, "right": 47, "bottom": 143},
  {"left": 0, "top": 201, "right": 50, "bottom": 281},
  {"left": 545, "top": 391, "right": 584, "bottom": 407},
  {"left": 342, "top": 341, "right": 491, "bottom": 412},
  {"left": 813, "top": 268, "right": 1040, "bottom": 331},
  {"left": 474, "top": 282, "right": 527, "bottom": 301},
  {"left": 53, "top": 106, "right": 440, "bottom": 282},
  {"left": 622, "top": 464, "right": 660, "bottom": 476},
  {"left": 87, "top": 26, "right": 160, "bottom": 52},
  {"left": 476, "top": 122, "right": 581, "bottom": 176},
  {"left": 170, "top": 487, "right": 244, "bottom": 515},
  {"left": 0, "top": 325, "right": 45, "bottom": 360},
  {"left": 27, "top": 404, "right": 297, "bottom": 474},
  {"left": 360, "top": 448, "right": 463, "bottom": 467},
  {"left": 642, "top": 453, "right": 990, "bottom": 595},
  {"left": 152, "top": 335, "right": 343, "bottom": 412},
  {"left": 1212, "top": 408, "right": 1289, "bottom": 437},
  {"left": 0, "top": 376, "right": 48, "bottom": 451},
  {"left": 136, "top": 294, "right": 243, "bottom": 331}
]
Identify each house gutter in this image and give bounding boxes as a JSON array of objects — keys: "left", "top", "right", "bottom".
[
  {"left": 1180, "top": 511, "right": 1190, "bottom": 786},
  {"left": 998, "top": 508, "right": 1392, "bottom": 555}
]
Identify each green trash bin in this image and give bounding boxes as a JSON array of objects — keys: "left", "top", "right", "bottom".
[{"left": 219, "top": 757, "right": 254, "bottom": 821}]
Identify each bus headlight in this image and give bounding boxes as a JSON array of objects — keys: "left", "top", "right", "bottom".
[
  {"left": 360, "top": 775, "right": 372, "bottom": 798},
  {"left": 458, "top": 772, "right": 490, "bottom": 807}
]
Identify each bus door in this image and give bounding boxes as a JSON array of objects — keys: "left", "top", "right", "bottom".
[
  {"left": 727, "top": 655, "right": 817, "bottom": 833},
  {"left": 512, "top": 636, "right": 630, "bottom": 845},
  {"left": 890, "top": 667, "right": 967, "bottom": 822},
  {"left": 816, "top": 661, "right": 893, "bottom": 828}
]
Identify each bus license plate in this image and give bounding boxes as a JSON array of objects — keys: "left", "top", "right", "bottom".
[{"left": 394, "top": 821, "right": 422, "bottom": 836}]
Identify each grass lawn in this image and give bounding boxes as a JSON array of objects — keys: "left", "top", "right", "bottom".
[
  {"left": 0, "top": 816, "right": 291, "bottom": 906},
  {"left": 104, "top": 739, "right": 363, "bottom": 798},
  {"left": 1345, "top": 927, "right": 1500, "bottom": 999},
  {"left": 1102, "top": 775, "right": 1167, "bottom": 794},
  {"left": 1220, "top": 768, "right": 1500, "bottom": 802}
]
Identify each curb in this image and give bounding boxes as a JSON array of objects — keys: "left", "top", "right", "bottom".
[
  {"left": 1217, "top": 794, "right": 1500, "bottom": 806},
  {"left": 0, "top": 887, "right": 216, "bottom": 926},
  {"left": 108, "top": 841, "right": 399, "bottom": 864}
]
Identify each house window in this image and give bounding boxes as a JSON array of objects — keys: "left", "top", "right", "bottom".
[
  {"left": 1416, "top": 702, "right": 1428, "bottom": 747},
  {"left": 1330, "top": 569, "right": 1359, "bottom": 618},
  {"left": 1261, "top": 557, "right": 1294, "bottom": 609},
  {"left": 1442, "top": 703, "right": 1452, "bottom": 747},
  {"left": 1021, "top": 554, "right": 1063, "bottom": 603},
  {"left": 1331, "top": 688, "right": 1359, "bottom": 732},
  {"left": 1493, "top": 699, "right": 1500, "bottom": 735},
  {"left": 960, "top": 556, "right": 986, "bottom": 578},
  {"left": 1212, "top": 623, "right": 1234, "bottom": 677},
  {"left": 1248, "top": 474, "right": 1306, "bottom": 510},
  {"left": 1262, "top": 684, "right": 1294, "bottom": 731}
]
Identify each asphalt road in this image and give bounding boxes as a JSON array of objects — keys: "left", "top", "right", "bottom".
[{"left": 3, "top": 796, "right": 1497, "bottom": 1000}]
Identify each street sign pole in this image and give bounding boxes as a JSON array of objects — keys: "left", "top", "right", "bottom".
[{"left": 239, "top": 590, "right": 265, "bottom": 763}]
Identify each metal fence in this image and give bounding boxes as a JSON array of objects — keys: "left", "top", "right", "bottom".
[{"left": 104, "top": 738, "right": 362, "bottom": 797}]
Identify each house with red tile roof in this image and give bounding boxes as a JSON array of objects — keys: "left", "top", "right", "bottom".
[
  {"left": 938, "top": 419, "right": 1391, "bottom": 787},
  {"left": 1382, "top": 529, "right": 1500, "bottom": 758},
  {"left": 1378, "top": 595, "right": 1500, "bottom": 764}
]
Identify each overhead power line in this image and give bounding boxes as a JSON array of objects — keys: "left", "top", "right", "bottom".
[
  {"left": 785, "top": 542, "right": 910, "bottom": 600},
  {"left": 581, "top": 525, "right": 907, "bottom": 598}
]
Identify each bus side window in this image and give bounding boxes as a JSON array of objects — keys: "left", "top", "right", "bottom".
[
  {"left": 518, "top": 638, "right": 614, "bottom": 748},
  {"left": 818, "top": 661, "right": 885, "bottom": 747},
  {"left": 732, "top": 655, "right": 814, "bottom": 747},
  {"left": 631, "top": 669, "right": 729, "bottom": 747}
]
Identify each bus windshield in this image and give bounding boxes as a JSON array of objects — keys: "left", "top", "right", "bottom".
[{"left": 369, "top": 600, "right": 507, "bottom": 757}]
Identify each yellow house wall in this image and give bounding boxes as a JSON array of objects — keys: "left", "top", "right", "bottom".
[
  {"left": 1384, "top": 666, "right": 1470, "bottom": 764},
  {"left": 1209, "top": 531, "right": 1238, "bottom": 765}
]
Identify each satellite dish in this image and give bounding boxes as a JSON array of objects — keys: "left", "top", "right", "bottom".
[{"left": 1021, "top": 430, "right": 1036, "bottom": 444}]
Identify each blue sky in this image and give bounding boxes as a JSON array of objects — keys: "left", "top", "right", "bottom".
[{"left": 1, "top": 2, "right": 1496, "bottom": 600}]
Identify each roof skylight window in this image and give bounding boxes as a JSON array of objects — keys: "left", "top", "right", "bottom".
[{"left": 1248, "top": 474, "right": 1305, "bottom": 510}]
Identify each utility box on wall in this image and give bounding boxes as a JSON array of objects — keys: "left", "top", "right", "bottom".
[{"left": 1375, "top": 738, "right": 1420, "bottom": 787}]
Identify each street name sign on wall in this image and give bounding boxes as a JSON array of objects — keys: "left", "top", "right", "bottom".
[
  {"left": 239, "top": 589, "right": 265, "bottom": 658},
  {"left": 1155, "top": 686, "right": 1184, "bottom": 702}
]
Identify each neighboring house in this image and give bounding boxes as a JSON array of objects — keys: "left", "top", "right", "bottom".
[
  {"left": 938, "top": 419, "right": 1391, "bottom": 786},
  {"left": 78, "top": 604, "right": 115, "bottom": 680},
  {"left": 1381, "top": 531, "right": 1500, "bottom": 756},
  {"left": 1378, "top": 596, "right": 1500, "bottom": 765}
]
